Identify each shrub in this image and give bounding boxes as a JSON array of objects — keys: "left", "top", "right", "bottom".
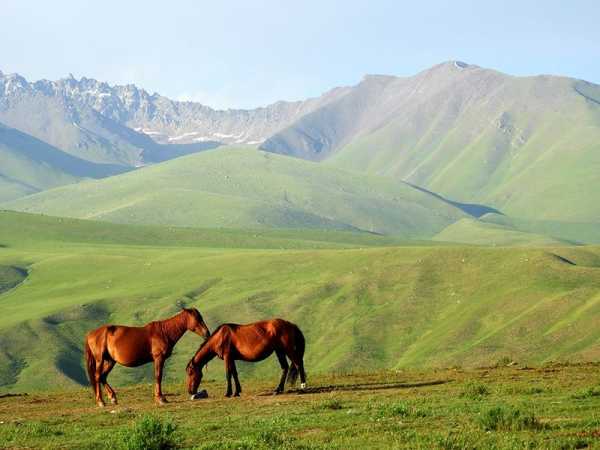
[
  {"left": 495, "top": 356, "right": 513, "bottom": 367},
  {"left": 460, "top": 382, "right": 490, "bottom": 400},
  {"left": 118, "top": 415, "right": 180, "bottom": 450},
  {"left": 317, "top": 398, "right": 343, "bottom": 410},
  {"left": 571, "top": 386, "right": 600, "bottom": 400},
  {"left": 478, "top": 405, "right": 541, "bottom": 431}
]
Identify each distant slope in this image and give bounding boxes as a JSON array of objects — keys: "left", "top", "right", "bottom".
[
  {"left": 2, "top": 147, "right": 467, "bottom": 237},
  {"left": 0, "top": 215, "right": 599, "bottom": 390},
  {"left": 263, "top": 62, "right": 600, "bottom": 225},
  {"left": 433, "top": 218, "right": 572, "bottom": 247},
  {"left": 0, "top": 123, "right": 129, "bottom": 202},
  {"left": 480, "top": 213, "right": 600, "bottom": 245},
  {"left": 0, "top": 210, "right": 410, "bottom": 250}
]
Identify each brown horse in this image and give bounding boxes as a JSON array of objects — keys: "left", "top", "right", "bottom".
[
  {"left": 186, "top": 318, "right": 306, "bottom": 397},
  {"left": 84, "top": 308, "right": 210, "bottom": 406}
]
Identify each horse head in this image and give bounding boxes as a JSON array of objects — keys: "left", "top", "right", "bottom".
[
  {"left": 183, "top": 308, "right": 211, "bottom": 339},
  {"left": 186, "top": 358, "right": 203, "bottom": 395}
]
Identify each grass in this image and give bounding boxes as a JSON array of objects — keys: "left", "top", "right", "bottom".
[
  {"left": 3, "top": 366, "right": 600, "bottom": 449},
  {"left": 2, "top": 147, "right": 467, "bottom": 238},
  {"left": 1, "top": 211, "right": 600, "bottom": 392},
  {"left": 433, "top": 218, "right": 573, "bottom": 247}
]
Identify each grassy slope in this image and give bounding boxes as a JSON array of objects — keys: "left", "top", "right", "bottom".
[
  {"left": 3, "top": 366, "right": 600, "bottom": 449},
  {"left": 433, "top": 218, "right": 573, "bottom": 247},
  {"left": 327, "top": 70, "right": 600, "bottom": 227},
  {"left": 0, "top": 123, "right": 131, "bottom": 202},
  {"left": 3, "top": 147, "right": 467, "bottom": 238},
  {"left": 480, "top": 213, "right": 600, "bottom": 245},
  {"left": 0, "top": 212, "right": 599, "bottom": 393}
]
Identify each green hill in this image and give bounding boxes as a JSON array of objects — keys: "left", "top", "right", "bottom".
[
  {"left": 433, "top": 218, "right": 574, "bottom": 247},
  {"left": 0, "top": 211, "right": 599, "bottom": 392},
  {"left": 479, "top": 213, "right": 600, "bottom": 245},
  {"left": 0, "top": 123, "right": 129, "bottom": 202},
  {"left": 3, "top": 147, "right": 468, "bottom": 238}
]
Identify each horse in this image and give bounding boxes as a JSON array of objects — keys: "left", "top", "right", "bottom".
[
  {"left": 84, "top": 308, "right": 210, "bottom": 406},
  {"left": 185, "top": 318, "right": 306, "bottom": 398}
]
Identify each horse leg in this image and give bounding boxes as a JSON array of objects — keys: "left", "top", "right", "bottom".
[
  {"left": 298, "top": 360, "right": 307, "bottom": 390},
  {"left": 224, "top": 355, "right": 233, "bottom": 397},
  {"left": 231, "top": 361, "right": 242, "bottom": 397},
  {"left": 274, "top": 350, "right": 289, "bottom": 394},
  {"left": 100, "top": 358, "right": 117, "bottom": 405},
  {"left": 94, "top": 358, "right": 106, "bottom": 407},
  {"left": 153, "top": 356, "right": 167, "bottom": 405},
  {"left": 286, "top": 346, "right": 307, "bottom": 390}
]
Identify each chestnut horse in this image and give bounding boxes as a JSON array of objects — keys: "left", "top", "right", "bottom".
[
  {"left": 186, "top": 318, "right": 306, "bottom": 397},
  {"left": 84, "top": 308, "right": 210, "bottom": 406}
]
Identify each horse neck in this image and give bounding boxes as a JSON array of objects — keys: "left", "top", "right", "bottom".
[
  {"left": 159, "top": 312, "right": 189, "bottom": 344},
  {"left": 192, "top": 339, "right": 216, "bottom": 368}
]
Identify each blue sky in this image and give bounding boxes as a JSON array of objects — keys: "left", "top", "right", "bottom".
[{"left": 2, "top": 0, "right": 599, "bottom": 109}]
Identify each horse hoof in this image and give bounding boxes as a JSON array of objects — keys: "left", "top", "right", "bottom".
[
  {"left": 225, "top": 393, "right": 232, "bottom": 398},
  {"left": 300, "top": 383, "right": 307, "bottom": 390},
  {"left": 97, "top": 402, "right": 106, "bottom": 408},
  {"left": 110, "top": 398, "right": 118, "bottom": 405},
  {"left": 157, "top": 398, "right": 168, "bottom": 405},
  {"left": 234, "top": 392, "right": 240, "bottom": 397}
]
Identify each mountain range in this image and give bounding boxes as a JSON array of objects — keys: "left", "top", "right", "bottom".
[{"left": 1, "top": 62, "right": 599, "bottom": 241}]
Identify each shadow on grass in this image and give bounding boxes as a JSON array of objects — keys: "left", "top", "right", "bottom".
[{"left": 258, "top": 379, "right": 452, "bottom": 396}]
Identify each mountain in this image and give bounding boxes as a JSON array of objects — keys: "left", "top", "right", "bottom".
[
  {"left": 1, "top": 62, "right": 599, "bottom": 236},
  {"left": 2, "top": 147, "right": 468, "bottom": 237},
  {"left": 261, "top": 62, "right": 600, "bottom": 226},
  {"left": 0, "top": 122, "right": 130, "bottom": 202},
  {"left": 0, "top": 70, "right": 347, "bottom": 162}
]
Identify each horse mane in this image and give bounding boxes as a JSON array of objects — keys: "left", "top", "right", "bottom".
[
  {"left": 190, "top": 324, "right": 226, "bottom": 368},
  {"left": 156, "top": 309, "right": 189, "bottom": 342}
]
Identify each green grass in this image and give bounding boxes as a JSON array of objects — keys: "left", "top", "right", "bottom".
[
  {"left": 480, "top": 213, "right": 600, "bottom": 245},
  {"left": 433, "top": 218, "right": 574, "bottom": 247},
  {"left": 2, "top": 147, "right": 467, "bottom": 238},
  {"left": 3, "top": 366, "right": 600, "bottom": 449},
  {"left": 1, "top": 211, "right": 600, "bottom": 393}
]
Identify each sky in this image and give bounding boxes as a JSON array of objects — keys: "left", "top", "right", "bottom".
[{"left": 1, "top": 0, "right": 599, "bottom": 109}]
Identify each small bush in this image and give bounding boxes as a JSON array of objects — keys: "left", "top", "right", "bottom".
[
  {"left": 478, "top": 405, "right": 541, "bottom": 431},
  {"left": 118, "top": 415, "right": 180, "bottom": 450},
  {"left": 460, "top": 382, "right": 490, "bottom": 400},
  {"left": 571, "top": 386, "right": 600, "bottom": 400},
  {"left": 317, "top": 398, "right": 343, "bottom": 410},
  {"left": 549, "top": 437, "right": 590, "bottom": 450},
  {"left": 495, "top": 356, "right": 513, "bottom": 367},
  {"left": 524, "top": 386, "right": 546, "bottom": 395}
]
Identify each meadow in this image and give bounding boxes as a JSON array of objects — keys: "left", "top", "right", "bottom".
[
  {"left": 2, "top": 364, "right": 600, "bottom": 449},
  {"left": 1, "top": 211, "right": 600, "bottom": 448}
]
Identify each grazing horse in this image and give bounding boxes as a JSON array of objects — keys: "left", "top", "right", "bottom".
[
  {"left": 186, "top": 318, "right": 306, "bottom": 397},
  {"left": 84, "top": 308, "right": 210, "bottom": 406}
]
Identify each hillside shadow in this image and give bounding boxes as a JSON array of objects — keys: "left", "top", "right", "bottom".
[
  {"left": 258, "top": 379, "right": 451, "bottom": 396},
  {"left": 404, "top": 182, "right": 502, "bottom": 218}
]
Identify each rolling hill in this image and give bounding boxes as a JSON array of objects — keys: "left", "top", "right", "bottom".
[
  {"left": 2, "top": 147, "right": 469, "bottom": 237},
  {"left": 0, "top": 211, "right": 599, "bottom": 392},
  {"left": 0, "top": 122, "right": 130, "bottom": 202}
]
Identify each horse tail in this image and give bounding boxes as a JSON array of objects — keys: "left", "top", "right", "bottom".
[
  {"left": 84, "top": 336, "right": 96, "bottom": 391},
  {"left": 287, "top": 324, "right": 305, "bottom": 386}
]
